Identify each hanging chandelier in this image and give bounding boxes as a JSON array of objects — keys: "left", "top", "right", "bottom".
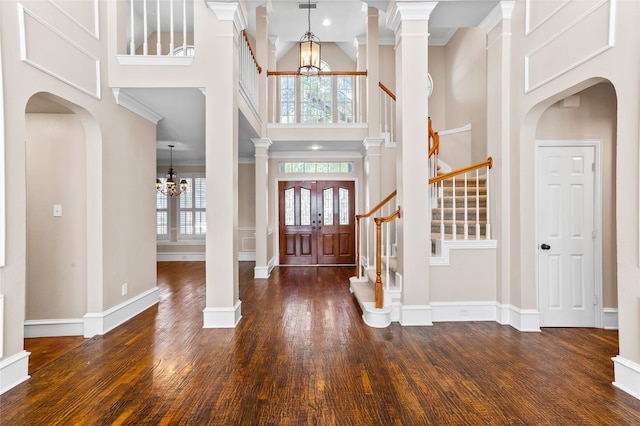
[
  {"left": 298, "top": 0, "right": 321, "bottom": 75},
  {"left": 156, "top": 145, "right": 187, "bottom": 197}
]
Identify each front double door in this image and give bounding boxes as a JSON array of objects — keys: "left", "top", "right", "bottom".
[{"left": 279, "top": 181, "right": 355, "bottom": 265}]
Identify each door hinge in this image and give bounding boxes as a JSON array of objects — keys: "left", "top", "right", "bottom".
[
  {"left": 593, "top": 295, "right": 598, "bottom": 305},
  {"left": 592, "top": 230, "right": 597, "bottom": 239},
  {"left": 592, "top": 163, "right": 595, "bottom": 172}
]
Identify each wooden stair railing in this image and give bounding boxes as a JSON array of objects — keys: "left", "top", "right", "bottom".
[
  {"left": 374, "top": 207, "right": 401, "bottom": 308},
  {"left": 355, "top": 190, "right": 397, "bottom": 279},
  {"left": 430, "top": 157, "right": 493, "bottom": 241}
]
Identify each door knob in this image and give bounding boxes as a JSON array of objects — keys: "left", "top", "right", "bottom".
[{"left": 540, "top": 244, "right": 551, "bottom": 250}]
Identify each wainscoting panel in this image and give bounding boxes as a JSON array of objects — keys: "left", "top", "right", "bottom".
[
  {"left": 525, "top": 0, "right": 614, "bottom": 92},
  {"left": 18, "top": 4, "right": 101, "bottom": 98}
]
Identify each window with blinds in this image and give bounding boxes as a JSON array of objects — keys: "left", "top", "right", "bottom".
[{"left": 179, "top": 176, "right": 206, "bottom": 238}]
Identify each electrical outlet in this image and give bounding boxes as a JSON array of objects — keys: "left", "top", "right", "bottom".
[
  {"left": 122, "top": 283, "right": 128, "bottom": 296},
  {"left": 459, "top": 308, "right": 469, "bottom": 316}
]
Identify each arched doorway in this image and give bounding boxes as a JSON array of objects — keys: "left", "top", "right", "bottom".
[
  {"left": 534, "top": 82, "right": 617, "bottom": 328},
  {"left": 24, "top": 92, "right": 101, "bottom": 342}
]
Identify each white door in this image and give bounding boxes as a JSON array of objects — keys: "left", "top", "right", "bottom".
[{"left": 537, "top": 144, "right": 597, "bottom": 327}]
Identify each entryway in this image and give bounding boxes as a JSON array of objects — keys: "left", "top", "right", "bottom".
[
  {"left": 278, "top": 180, "right": 355, "bottom": 265},
  {"left": 536, "top": 142, "right": 600, "bottom": 327}
]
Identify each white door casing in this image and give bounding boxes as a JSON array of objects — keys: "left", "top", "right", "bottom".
[{"left": 537, "top": 142, "right": 600, "bottom": 327}]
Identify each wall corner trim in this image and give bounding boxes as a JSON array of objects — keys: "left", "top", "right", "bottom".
[
  {"left": 0, "top": 350, "right": 30, "bottom": 395},
  {"left": 83, "top": 287, "right": 160, "bottom": 338}
]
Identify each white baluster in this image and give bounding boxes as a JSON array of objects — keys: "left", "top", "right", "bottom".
[
  {"left": 463, "top": 173, "right": 468, "bottom": 240},
  {"left": 475, "top": 169, "right": 480, "bottom": 239},
  {"left": 130, "top": 0, "right": 135, "bottom": 55},
  {"left": 485, "top": 166, "right": 491, "bottom": 240},
  {"left": 143, "top": 0, "right": 148, "bottom": 55},
  {"left": 452, "top": 176, "right": 457, "bottom": 240},
  {"left": 439, "top": 183, "right": 444, "bottom": 242},
  {"left": 156, "top": 0, "right": 161, "bottom": 55},
  {"left": 182, "top": 0, "right": 187, "bottom": 55},
  {"left": 169, "top": 0, "right": 174, "bottom": 54}
]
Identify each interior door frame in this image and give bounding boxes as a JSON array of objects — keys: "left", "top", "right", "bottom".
[
  {"left": 535, "top": 139, "right": 603, "bottom": 328},
  {"left": 274, "top": 177, "right": 358, "bottom": 266}
]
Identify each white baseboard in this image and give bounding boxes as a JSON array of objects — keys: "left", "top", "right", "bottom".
[
  {"left": 157, "top": 252, "right": 205, "bottom": 261},
  {"left": 496, "top": 303, "right": 541, "bottom": 332},
  {"left": 400, "top": 304, "right": 433, "bottom": 326},
  {"left": 24, "top": 318, "right": 84, "bottom": 338},
  {"left": 254, "top": 256, "right": 276, "bottom": 279},
  {"left": 239, "top": 251, "right": 256, "bottom": 262},
  {"left": 0, "top": 350, "right": 30, "bottom": 395},
  {"left": 431, "top": 301, "right": 498, "bottom": 322},
  {"left": 603, "top": 308, "right": 618, "bottom": 330},
  {"left": 613, "top": 356, "right": 640, "bottom": 400},
  {"left": 203, "top": 300, "right": 242, "bottom": 328},
  {"left": 83, "top": 287, "right": 160, "bottom": 338}
]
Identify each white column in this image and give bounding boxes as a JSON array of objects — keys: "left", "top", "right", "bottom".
[
  {"left": 252, "top": 138, "right": 272, "bottom": 278},
  {"left": 203, "top": 2, "right": 246, "bottom": 327},
  {"left": 363, "top": 138, "right": 384, "bottom": 272},
  {"left": 388, "top": 2, "right": 437, "bottom": 325},
  {"left": 366, "top": 7, "right": 380, "bottom": 136},
  {"left": 256, "top": 5, "right": 268, "bottom": 134},
  {"left": 484, "top": 1, "right": 515, "bottom": 323}
]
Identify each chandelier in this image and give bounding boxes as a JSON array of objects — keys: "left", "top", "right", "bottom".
[
  {"left": 156, "top": 145, "right": 187, "bottom": 197},
  {"left": 298, "top": 0, "right": 321, "bottom": 75}
]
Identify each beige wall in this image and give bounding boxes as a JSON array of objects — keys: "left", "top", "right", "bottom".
[
  {"left": 26, "top": 113, "right": 87, "bottom": 320},
  {"left": 1, "top": 0, "right": 157, "bottom": 361},
  {"left": 430, "top": 249, "right": 497, "bottom": 302},
  {"left": 278, "top": 42, "right": 356, "bottom": 71},
  {"left": 238, "top": 164, "right": 256, "bottom": 257},
  {"left": 505, "top": 0, "right": 639, "bottom": 363},
  {"left": 441, "top": 28, "right": 488, "bottom": 169},
  {"left": 536, "top": 83, "right": 617, "bottom": 308}
]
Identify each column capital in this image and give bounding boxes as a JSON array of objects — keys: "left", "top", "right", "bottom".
[
  {"left": 363, "top": 137, "right": 385, "bottom": 150},
  {"left": 251, "top": 138, "right": 272, "bottom": 149},
  {"left": 387, "top": 2, "right": 438, "bottom": 34},
  {"left": 206, "top": 2, "right": 247, "bottom": 33},
  {"left": 479, "top": 1, "right": 515, "bottom": 34}
]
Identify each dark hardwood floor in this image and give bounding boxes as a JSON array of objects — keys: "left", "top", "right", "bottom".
[{"left": 3, "top": 261, "right": 640, "bottom": 424}]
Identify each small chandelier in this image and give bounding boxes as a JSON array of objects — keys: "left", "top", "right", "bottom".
[
  {"left": 298, "top": 0, "right": 321, "bottom": 75},
  {"left": 156, "top": 145, "right": 187, "bottom": 197}
]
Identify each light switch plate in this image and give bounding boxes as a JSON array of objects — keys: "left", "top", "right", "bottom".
[{"left": 53, "top": 205, "right": 62, "bottom": 217}]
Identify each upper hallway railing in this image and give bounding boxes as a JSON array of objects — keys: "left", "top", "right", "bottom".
[
  {"left": 240, "top": 30, "right": 262, "bottom": 114},
  {"left": 127, "top": 0, "right": 193, "bottom": 56}
]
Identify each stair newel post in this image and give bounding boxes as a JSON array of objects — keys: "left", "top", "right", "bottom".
[
  {"left": 463, "top": 173, "right": 469, "bottom": 240},
  {"left": 475, "top": 169, "right": 480, "bottom": 239},
  {"left": 374, "top": 217, "right": 383, "bottom": 309}
]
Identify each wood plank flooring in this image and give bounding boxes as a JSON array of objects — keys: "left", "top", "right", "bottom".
[{"left": 2, "top": 261, "right": 640, "bottom": 424}]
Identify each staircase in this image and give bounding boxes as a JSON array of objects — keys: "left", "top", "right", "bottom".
[{"left": 431, "top": 177, "right": 489, "bottom": 241}]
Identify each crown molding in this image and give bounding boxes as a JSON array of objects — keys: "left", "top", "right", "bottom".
[
  {"left": 111, "top": 88, "right": 163, "bottom": 124},
  {"left": 206, "top": 2, "right": 247, "bottom": 33},
  {"left": 387, "top": 2, "right": 438, "bottom": 34}
]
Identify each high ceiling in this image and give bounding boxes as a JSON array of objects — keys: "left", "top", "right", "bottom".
[{"left": 129, "top": 0, "right": 501, "bottom": 165}]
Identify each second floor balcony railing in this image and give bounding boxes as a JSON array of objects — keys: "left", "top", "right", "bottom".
[
  {"left": 267, "top": 71, "right": 368, "bottom": 125},
  {"left": 127, "top": 0, "right": 194, "bottom": 56}
]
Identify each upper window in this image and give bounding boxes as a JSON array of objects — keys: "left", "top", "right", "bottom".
[
  {"left": 278, "top": 61, "right": 353, "bottom": 124},
  {"left": 172, "top": 46, "right": 195, "bottom": 56},
  {"left": 279, "top": 162, "right": 353, "bottom": 174}
]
